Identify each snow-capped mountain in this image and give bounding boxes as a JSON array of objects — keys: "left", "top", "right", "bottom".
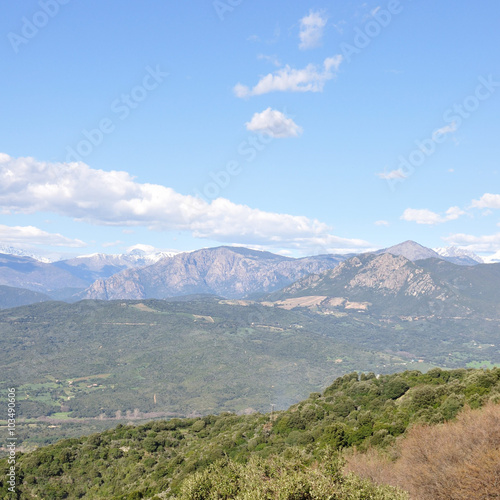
[
  {"left": 53, "top": 246, "right": 181, "bottom": 284},
  {"left": 69, "top": 247, "right": 179, "bottom": 269},
  {"left": 433, "top": 246, "right": 484, "bottom": 265},
  {"left": 0, "top": 245, "right": 52, "bottom": 263}
]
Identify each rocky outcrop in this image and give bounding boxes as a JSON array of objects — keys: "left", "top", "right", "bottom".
[{"left": 79, "top": 246, "right": 346, "bottom": 300}]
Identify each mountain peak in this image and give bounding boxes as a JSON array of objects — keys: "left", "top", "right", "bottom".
[{"left": 376, "top": 240, "right": 441, "bottom": 261}]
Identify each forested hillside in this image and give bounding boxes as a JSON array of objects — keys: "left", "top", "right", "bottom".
[{"left": 2, "top": 367, "right": 499, "bottom": 499}]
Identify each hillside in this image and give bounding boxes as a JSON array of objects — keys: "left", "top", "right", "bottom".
[
  {"left": 0, "top": 285, "right": 52, "bottom": 309},
  {"left": 0, "top": 298, "right": 412, "bottom": 423},
  {"left": 1, "top": 294, "right": 499, "bottom": 454},
  {"left": 78, "top": 246, "right": 346, "bottom": 300},
  {"left": 1, "top": 367, "right": 498, "bottom": 498},
  {"left": 267, "top": 252, "right": 500, "bottom": 318}
]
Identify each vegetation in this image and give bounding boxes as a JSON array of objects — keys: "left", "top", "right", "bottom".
[
  {"left": 0, "top": 285, "right": 51, "bottom": 309},
  {"left": 346, "top": 403, "right": 500, "bottom": 499},
  {"left": 1, "top": 367, "right": 499, "bottom": 498},
  {"left": 176, "top": 450, "right": 407, "bottom": 500},
  {"left": 0, "top": 297, "right": 446, "bottom": 449},
  {"left": 2, "top": 299, "right": 499, "bottom": 423}
]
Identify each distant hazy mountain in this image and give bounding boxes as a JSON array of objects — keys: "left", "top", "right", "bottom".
[
  {"left": 0, "top": 285, "right": 52, "bottom": 308},
  {"left": 0, "top": 253, "right": 88, "bottom": 295},
  {"left": 54, "top": 248, "right": 178, "bottom": 283},
  {"left": 0, "top": 245, "right": 52, "bottom": 263},
  {"left": 433, "top": 246, "right": 484, "bottom": 265},
  {"left": 79, "top": 246, "right": 347, "bottom": 300},
  {"left": 0, "top": 246, "right": 180, "bottom": 298},
  {"left": 267, "top": 252, "right": 500, "bottom": 318}
]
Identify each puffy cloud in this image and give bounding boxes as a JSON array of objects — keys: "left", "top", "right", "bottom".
[
  {"left": 444, "top": 206, "right": 465, "bottom": 221},
  {"left": 401, "top": 209, "right": 442, "bottom": 225},
  {"left": 471, "top": 193, "right": 500, "bottom": 209},
  {"left": 245, "top": 108, "right": 302, "bottom": 138},
  {"left": 299, "top": 10, "right": 328, "bottom": 50},
  {"left": 233, "top": 56, "right": 342, "bottom": 98},
  {"left": 483, "top": 250, "right": 500, "bottom": 263},
  {"left": 0, "top": 154, "right": 369, "bottom": 254},
  {"left": 400, "top": 206, "right": 465, "bottom": 225},
  {"left": 0, "top": 224, "right": 86, "bottom": 247}
]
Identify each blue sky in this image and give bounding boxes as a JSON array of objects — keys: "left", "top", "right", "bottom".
[{"left": 0, "top": 0, "right": 499, "bottom": 260}]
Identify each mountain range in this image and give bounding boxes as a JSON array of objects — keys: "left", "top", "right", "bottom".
[{"left": 0, "top": 240, "right": 488, "bottom": 306}]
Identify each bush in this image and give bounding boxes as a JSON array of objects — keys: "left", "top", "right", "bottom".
[
  {"left": 383, "top": 377, "right": 410, "bottom": 400},
  {"left": 175, "top": 449, "right": 408, "bottom": 499}
]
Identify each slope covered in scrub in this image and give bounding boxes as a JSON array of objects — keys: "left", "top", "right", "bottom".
[{"left": 1, "top": 367, "right": 499, "bottom": 498}]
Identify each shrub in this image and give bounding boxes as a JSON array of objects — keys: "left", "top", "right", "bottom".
[
  {"left": 383, "top": 377, "right": 410, "bottom": 400},
  {"left": 349, "top": 403, "right": 500, "bottom": 500},
  {"left": 175, "top": 449, "right": 408, "bottom": 499}
]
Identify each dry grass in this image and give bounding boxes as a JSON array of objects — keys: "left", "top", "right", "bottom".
[{"left": 346, "top": 403, "right": 500, "bottom": 499}]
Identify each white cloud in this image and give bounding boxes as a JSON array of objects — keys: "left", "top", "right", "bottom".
[
  {"left": 401, "top": 209, "right": 443, "bottom": 225},
  {"left": 471, "top": 193, "right": 500, "bottom": 209},
  {"left": 0, "top": 224, "right": 86, "bottom": 247},
  {"left": 245, "top": 108, "right": 302, "bottom": 138},
  {"left": 400, "top": 206, "right": 465, "bottom": 225},
  {"left": 374, "top": 220, "right": 389, "bottom": 226},
  {"left": 444, "top": 206, "right": 465, "bottom": 221},
  {"left": 443, "top": 232, "right": 500, "bottom": 254},
  {"left": 299, "top": 10, "right": 328, "bottom": 50},
  {"left": 376, "top": 169, "right": 407, "bottom": 180},
  {"left": 233, "top": 56, "right": 342, "bottom": 98},
  {"left": 432, "top": 121, "right": 457, "bottom": 141},
  {"left": 0, "top": 154, "right": 370, "bottom": 254},
  {"left": 483, "top": 250, "right": 500, "bottom": 263}
]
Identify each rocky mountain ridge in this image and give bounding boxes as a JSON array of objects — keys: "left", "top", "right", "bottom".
[
  {"left": 0, "top": 240, "right": 489, "bottom": 305},
  {"left": 79, "top": 246, "right": 346, "bottom": 300},
  {"left": 267, "top": 252, "right": 500, "bottom": 318}
]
